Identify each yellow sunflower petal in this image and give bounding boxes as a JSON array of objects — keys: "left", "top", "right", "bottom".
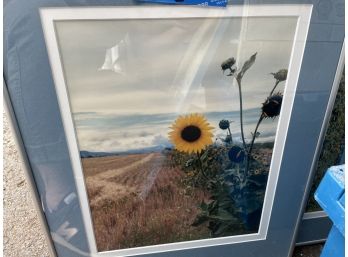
[{"left": 168, "top": 113, "right": 214, "bottom": 154}]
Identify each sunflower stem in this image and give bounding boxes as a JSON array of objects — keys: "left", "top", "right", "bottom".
[
  {"left": 269, "top": 80, "right": 280, "bottom": 96},
  {"left": 227, "top": 127, "right": 233, "bottom": 144},
  {"left": 196, "top": 152, "right": 209, "bottom": 181},
  {"left": 236, "top": 164, "right": 241, "bottom": 182},
  {"left": 236, "top": 79, "right": 247, "bottom": 150},
  {"left": 246, "top": 114, "right": 264, "bottom": 175}
]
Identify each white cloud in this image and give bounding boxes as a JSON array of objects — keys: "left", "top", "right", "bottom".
[{"left": 55, "top": 16, "right": 296, "bottom": 151}]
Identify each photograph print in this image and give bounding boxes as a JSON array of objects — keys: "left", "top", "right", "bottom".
[{"left": 53, "top": 15, "right": 298, "bottom": 252}]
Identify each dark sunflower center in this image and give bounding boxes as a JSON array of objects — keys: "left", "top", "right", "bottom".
[{"left": 181, "top": 125, "right": 201, "bottom": 142}]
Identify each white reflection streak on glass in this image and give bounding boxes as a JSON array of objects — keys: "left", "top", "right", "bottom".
[
  {"left": 98, "top": 38, "right": 127, "bottom": 75},
  {"left": 171, "top": 17, "right": 229, "bottom": 114}
]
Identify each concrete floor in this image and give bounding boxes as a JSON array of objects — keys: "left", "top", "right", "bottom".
[{"left": 4, "top": 113, "right": 50, "bottom": 257}]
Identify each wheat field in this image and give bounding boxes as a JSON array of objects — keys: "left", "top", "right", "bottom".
[{"left": 82, "top": 152, "right": 210, "bottom": 251}]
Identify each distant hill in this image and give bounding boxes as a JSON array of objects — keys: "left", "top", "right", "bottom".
[
  {"left": 80, "top": 145, "right": 172, "bottom": 158},
  {"left": 80, "top": 150, "right": 116, "bottom": 158}
]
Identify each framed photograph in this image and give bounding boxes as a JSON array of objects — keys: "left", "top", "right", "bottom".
[
  {"left": 4, "top": 1, "right": 344, "bottom": 257},
  {"left": 41, "top": 5, "right": 310, "bottom": 256}
]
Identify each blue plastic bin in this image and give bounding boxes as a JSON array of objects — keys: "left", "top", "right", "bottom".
[{"left": 314, "top": 165, "right": 345, "bottom": 257}]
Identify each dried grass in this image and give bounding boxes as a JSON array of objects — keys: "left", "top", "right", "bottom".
[{"left": 82, "top": 153, "right": 210, "bottom": 251}]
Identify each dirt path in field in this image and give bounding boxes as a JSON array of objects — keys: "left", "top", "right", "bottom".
[
  {"left": 86, "top": 153, "right": 165, "bottom": 207},
  {"left": 138, "top": 157, "right": 163, "bottom": 200}
]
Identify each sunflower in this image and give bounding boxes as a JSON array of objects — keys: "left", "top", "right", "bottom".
[
  {"left": 219, "top": 119, "right": 230, "bottom": 130},
  {"left": 168, "top": 114, "right": 214, "bottom": 154},
  {"left": 271, "top": 69, "right": 288, "bottom": 82},
  {"left": 228, "top": 146, "right": 245, "bottom": 163},
  {"left": 262, "top": 93, "right": 283, "bottom": 118},
  {"left": 221, "top": 57, "right": 236, "bottom": 76}
]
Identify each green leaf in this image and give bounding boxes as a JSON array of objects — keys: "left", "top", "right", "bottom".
[
  {"left": 200, "top": 150, "right": 209, "bottom": 162},
  {"left": 213, "top": 222, "right": 232, "bottom": 236},
  {"left": 237, "top": 52, "right": 257, "bottom": 82},
  {"left": 219, "top": 197, "right": 234, "bottom": 209},
  {"left": 199, "top": 201, "right": 208, "bottom": 211},
  {"left": 209, "top": 209, "right": 237, "bottom": 222},
  {"left": 224, "top": 168, "right": 236, "bottom": 176},
  {"left": 207, "top": 200, "right": 218, "bottom": 212},
  {"left": 192, "top": 214, "right": 209, "bottom": 226}
]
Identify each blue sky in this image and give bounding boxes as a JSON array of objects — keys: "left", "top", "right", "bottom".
[{"left": 55, "top": 17, "right": 297, "bottom": 152}]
